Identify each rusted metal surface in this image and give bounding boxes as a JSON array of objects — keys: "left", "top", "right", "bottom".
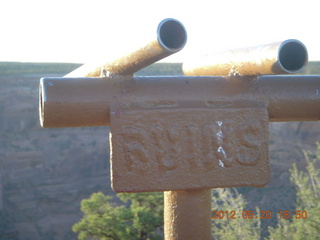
[
  {"left": 39, "top": 75, "right": 320, "bottom": 128},
  {"left": 65, "top": 18, "right": 187, "bottom": 77},
  {"left": 110, "top": 107, "right": 269, "bottom": 191},
  {"left": 183, "top": 39, "right": 308, "bottom": 76},
  {"left": 164, "top": 189, "right": 212, "bottom": 240},
  {"left": 39, "top": 76, "right": 128, "bottom": 128},
  {"left": 40, "top": 74, "right": 320, "bottom": 192}
]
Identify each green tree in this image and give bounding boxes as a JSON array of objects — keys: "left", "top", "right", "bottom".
[
  {"left": 72, "top": 192, "right": 163, "bottom": 240},
  {"left": 268, "top": 143, "right": 320, "bottom": 240},
  {"left": 211, "top": 188, "right": 261, "bottom": 240}
]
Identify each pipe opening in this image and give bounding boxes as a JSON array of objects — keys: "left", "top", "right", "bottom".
[
  {"left": 158, "top": 19, "right": 187, "bottom": 51},
  {"left": 279, "top": 40, "right": 308, "bottom": 72}
]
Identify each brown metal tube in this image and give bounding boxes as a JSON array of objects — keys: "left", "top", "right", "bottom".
[
  {"left": 258, "top": 75, "right": 320, "bottom": 121},
  {"left": 39, "top": 76, "right": 127, "bottom": 128},
  {"left": 183, "top": 39, "right": 308, "bottom": 76},
  {"left": 164, "top": 189, "right": 212, "bottom": 240},
  {"left": 39, "top": 75, "right": 320, "bottom": 128},
  {"left": 66, "top": 18, "right": 187, "bottom": 77}
]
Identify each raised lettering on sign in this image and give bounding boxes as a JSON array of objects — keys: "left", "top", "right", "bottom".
[{"left": 110, "top": 108, "right": 269, "bottom": 192}]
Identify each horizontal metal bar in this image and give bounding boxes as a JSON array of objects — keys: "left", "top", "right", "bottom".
[
  {"left": 257, "top": 75, "right": 320, "bottom": 121},
  {"left": 39, "top": 75, "right": 320, "bottom": 128}
]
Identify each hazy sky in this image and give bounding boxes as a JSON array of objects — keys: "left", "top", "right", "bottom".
[{"left": 1, "top": 0, "right": 319, "bottom": 63}]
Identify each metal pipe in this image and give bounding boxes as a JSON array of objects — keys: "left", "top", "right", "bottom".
[
  {"left": 39, "top": 75, "right": 320, "bottom": 128},
  {"left": 258, "top": 75, "right": 320, "bottom": 122},
  {"left": 65, "top": 18, "right": 187, "bottom": 77},
  {"left": 39, "top": 76, "right": 120, "bottom": 128},
  {"left": 164, "top": 189, "right": 212, "bottom": 240},
  {"left": 183, "top": 39, "right": 308, "bottom": 76}
]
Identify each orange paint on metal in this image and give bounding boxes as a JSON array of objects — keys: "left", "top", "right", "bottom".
[
  {"left": 164, "top": 189, "right": 212, "bottom": 240},
  {"left": 183, "top": 39, "right": 308, "bottom": 76},
  {"left": 65, "top": 18, "right": 187, "bottom": 77},
  {"left": 39, "top": 75, "right": 320, "bottom": 128},
  {"left": 110, "top": 107, "right": 269, "bottom": 192}
]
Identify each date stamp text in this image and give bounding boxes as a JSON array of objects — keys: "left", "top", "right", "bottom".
[{"left": 212, "top": 210, "right": 308, "bottom": 220}]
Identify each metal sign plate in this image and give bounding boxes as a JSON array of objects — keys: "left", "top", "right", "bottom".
[{"left": 110, "top": 107, "right": 270, "bottom": 192}]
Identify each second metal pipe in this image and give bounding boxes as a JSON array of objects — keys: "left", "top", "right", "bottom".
[{"left": 183, "top": 39, "right": 308, "bottom": 76}]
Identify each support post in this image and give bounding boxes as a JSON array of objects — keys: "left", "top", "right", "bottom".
[{"left": 164, "top": 189, "right": 212, "bottom": 240}]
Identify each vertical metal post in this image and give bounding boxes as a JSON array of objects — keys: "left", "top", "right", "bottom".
[{"left": 164, "top": 189, "right": 212, "bottom": 240}]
